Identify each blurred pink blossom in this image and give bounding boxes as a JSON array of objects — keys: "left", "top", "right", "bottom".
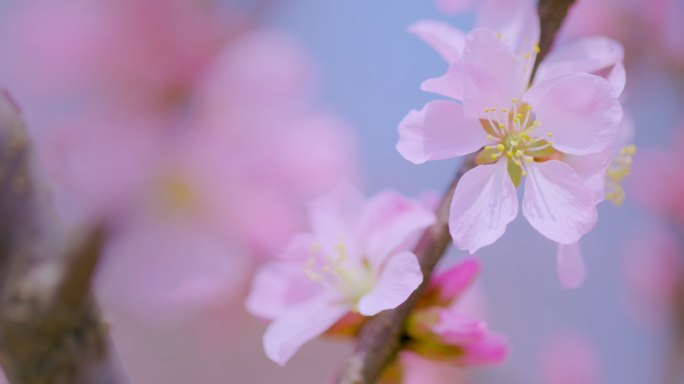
[
  {"left": 621, "top": 226, "right": 681, "bottom": 326},
  {"left": 539, "top": 331, "right": 601, "bottom": 384},
  {"left": 246, "top": 182, "right": 434, "bottom": 366},
  {"left": 630, "top": 122, "right": 684, "bottom": 227}
]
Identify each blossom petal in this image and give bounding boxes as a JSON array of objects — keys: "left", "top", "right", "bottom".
[
  {"left": 355, "top": 190, "right": 435, "bottom": 270},
  {"left": 460, "top": 332, "right": 510, "bottom": 366},
  {"left": 397, "top": 100, "right": 490, "bottom": 164},
  {"left": 357, "top": 251, "right": 423, "bottom": 316},
  {"left": 607, "top": 61, "right": 626, "bottom": 97},
  {"left": 420, "top": 59, "right": 464, "bottom": 100},
  {"left": 534, "top": 37, "right": 624, "bottom": 84},
  {"left": 408, "top": 20, "right": 466, "bottom": 63},
  {"left": 449, "top": 160, "right": 518, "bottom": 253},
  {"left": 475, "top": 0, "right": 540, "bottom": 56},
  {"left": 245, "top": 261, "right": 321, "bottom": 320},
  {"left": 462, "top": 29, "right": 526, "bottom": 118},
  {"left": 523, "top": 73, "right": 623, "bottom": 155},
  {"left": 522, "top": 160, "right": 597, "bottom": 244},
  {"left": 307, "top": 180, "right": 365, "bottom": 249},
  {"left": 431, "top": 309, "right": 488, "bottom": 345},
  {"left": 263, "top": 293, "right": 350, "bottom": 366},
  {"left": 429, "top": 258, "right": 481, "bottom": 304},
  {"left": 557, "top": 241, "right": 586, "bottom": 289},
  {"left": 563, "top": 145, "right": 612, "bottom": 204}
]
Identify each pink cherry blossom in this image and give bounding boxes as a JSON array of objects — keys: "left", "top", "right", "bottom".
[
  {"left": 246, "top": 182, "right": 434, "bottom": 366},
  {"left": 539, "top": 331, "right": 601, "bottom": 384},
  {"left": 400, "top": 1, "right": 624, "bottom": 293},
  {"left": 399, "top": 26, "right": 622, "bottom": 253}
]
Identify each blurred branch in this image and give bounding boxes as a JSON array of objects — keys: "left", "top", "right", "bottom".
[
  {"left": 0, "top": 91, "right": 115, "bottom": 384},
  {"left": 531, "top": 0, "right": 576, "bottom": 80},
  {"left": 338, "top": 1, "right": 577, "bottom": 382}
]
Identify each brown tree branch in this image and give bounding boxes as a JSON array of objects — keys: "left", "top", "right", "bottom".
[
  {"left": 0, "top": 90, "right": 116, "bottom": 384},
  {"left": 338, "top": 1, "right": 578, "bottom": 382}
]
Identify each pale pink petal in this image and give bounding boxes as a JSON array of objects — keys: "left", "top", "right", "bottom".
[
  {"left": 523, "top": 73, "right": 623, "bottom": 155},
  {"left": 462, "top": 29, "right": 526, "bottom": 118},
  {"left": 563, "top": 145, "right": 612, "bottom": 204},
  {"left": 557, "top": 241, "right": 587, "bottom": 289},
  {"left": 245, "top": 261, "right": 321, "bottom": 320},
  {"left": 397, "top": 100, "right": 490, "bottom": 164},
  {"left": 307, "top": 180, "right": 365, "bottom": 248},
  {"left": 534, "top": 36, "right": 625, "bottom": 86},
  {"left": 540, "top": 331, "right": 601, "bottom": 384},
  {"left": 475, "top": 0, "right": 540, "bottom": 56},
  {"left": 432, "top": 309, "right": 488, "bottom": 344},
  {"left": 522, "top": 161, "right": 597, "bottom": 244},
  {"left": 408, "top": 20, "right": 466, "bottom": 63},
  {"left": 263, "top": 293, "right": 350, "bottom": 366},
  {"left": 277, "top": 233, "right": 320, "bottom": 261},
  {"left": 449, "top": 160, "right": 518, "bottom": 253},
  {"left": 429, "top": 258, "right": 481, "bottom": 304},
  {"left": 357, "top": 251, "right": 423, "bottom": 316},
  {"left": 606, "top": 61, "right": 626, "bottom": 97},
  {"left": 460, "top": 332, "right": 510, "bottom": 366},
  {"left": 434, "top": 0, "right": 478, "bottom": 14},
  {"left": 420, "top": 59, "right": 464, "bottom": 100},
  {"left": 355, "top": 190, "right": 435, "bottom": 269}
]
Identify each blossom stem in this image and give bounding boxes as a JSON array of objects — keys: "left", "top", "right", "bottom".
[{"left": 338, "top": 1, "right": 577, "bottom": 382}]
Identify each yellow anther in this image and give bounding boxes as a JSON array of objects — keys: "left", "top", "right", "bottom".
[
  {"left": 510, "top": 141, "right": 518, "bottom": 146},
  {"left": 515, "top": 149, "right": 523, "bottom": 156},
  {"left": 500, "top": 124, "right": 505, "bottom": 129},
  {"left": 491, "top": 108, "right": 496, "bottom": 111},
  {"left": 549, "top": 141, "right": 555, "bottom": 146},
  {"left": 485, "top": 108, "right": 489, "bottom": 113},
  {"left": 497, "top": 32, "right": 502, "bottom": 38},
  {"left": 503, "top": 109, "right": 508, "bottom": 113},
  {"left": 524, "top": 53, "right": 530, "bottom": 58},
  {"left": 525, "top": 156, "right": 534, "bottom": 163},
  {"left": 527, "top": 105, "right": 533, "bottom": 109},
  {"left": 497, "top": 144, "right": 505, "bottom": 151},
  {"left": 487, "top": 135, "right": 492, "bottom": 139},
  {"left": 514, "top": 160, "right": 521, "bottom": 165},
  {"left": 491, "top": 154, "right": 498, "bottom": 160},
  {"left": 507, "top": 152, "right": 513, "bottom": 157},
  {"left": 516, "top": 114, "right": 522, "bottom": 118},
  {"left": 512, "top": 98, "right": 517, "bottom": 103},
  {"left": 530, "top": 138, "right": 536, "bottom": 143},
  {"left": 513, "top": 118, "right": 519, "bottom": 123},
  {"left": 522, "top": 171, "right": 528, "bottom": 176},
  {"left": 485, "top": 146, "right": 491, "bottom": 150},
  {"left": 547, "top": 132, "right": 553, "bottom": 137}
]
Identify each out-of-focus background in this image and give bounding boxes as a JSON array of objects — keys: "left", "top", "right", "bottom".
[{"left": 0, "top": 0, "right": 683, "bottom": 383}]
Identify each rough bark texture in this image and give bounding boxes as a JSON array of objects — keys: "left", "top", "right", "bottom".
[
  {"left": 339, "top": 1, "right": 578, "bottom": 382},
  {"left": 0, "top": 91, "right": 115, "bottom": 384}
]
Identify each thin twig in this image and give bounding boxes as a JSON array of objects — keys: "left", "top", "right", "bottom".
[
  {"left": 0, "top": 90, "right": 116, "bottom": 384},
  {"left": 338, "top": 1, "right": 577, "bottom": 382}
]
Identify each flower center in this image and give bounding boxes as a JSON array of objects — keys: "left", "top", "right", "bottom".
[
  {"left": 303, "top": 238, "right": 375, "bottom": 306},
  {"left": 476, "top": 101, "right": 556, "bottom": 185}
]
